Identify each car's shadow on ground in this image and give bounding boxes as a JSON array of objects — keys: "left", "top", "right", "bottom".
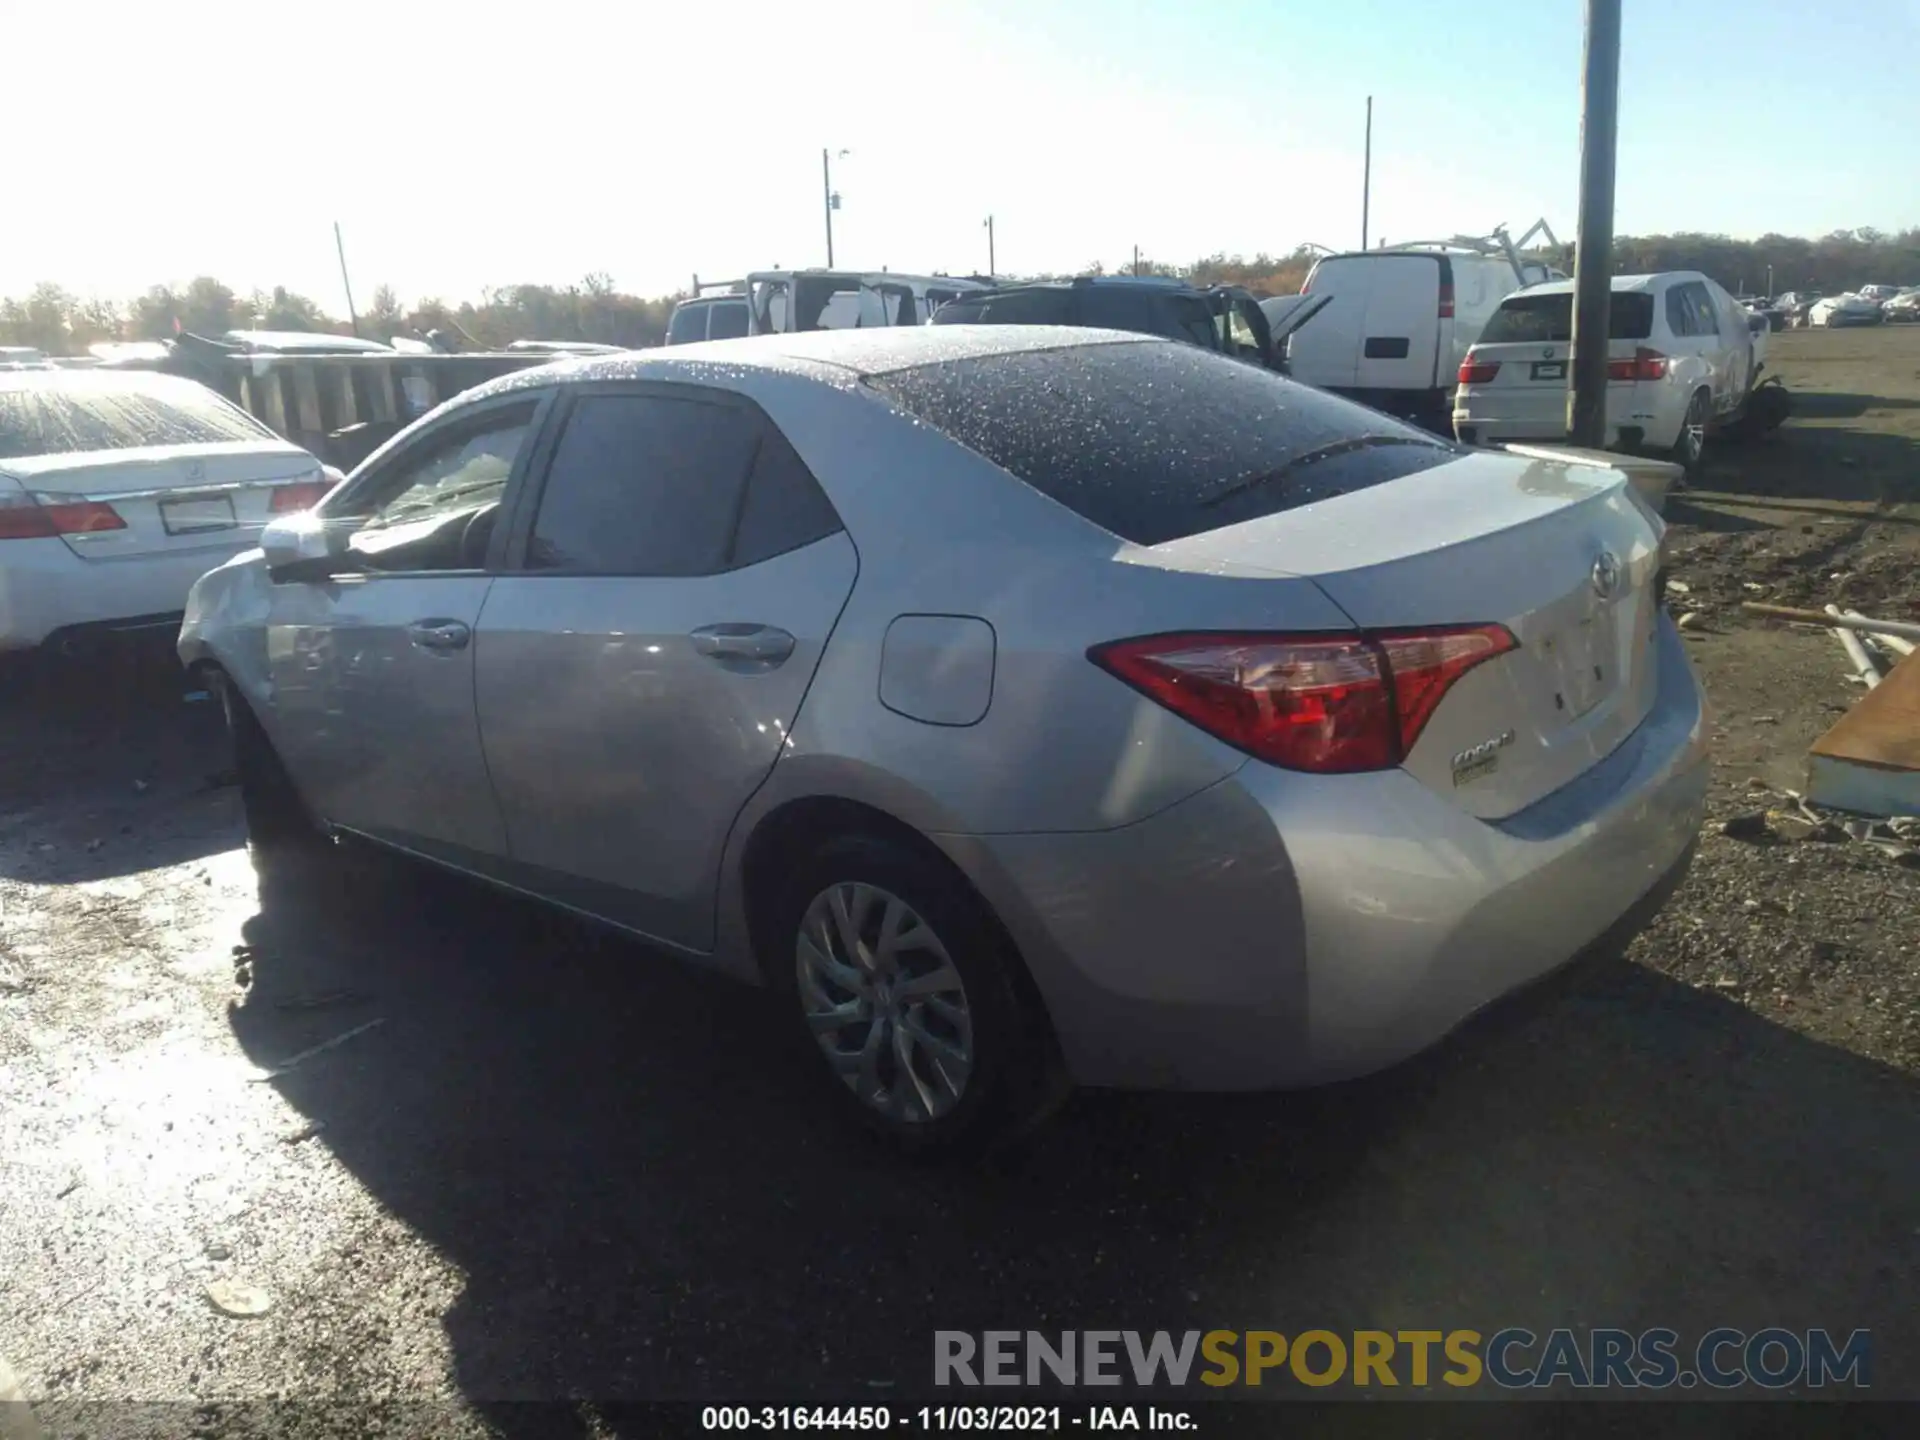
[
  {"left": 1705, "top": 403, "right": 1920, "bottom": 511},
  {"left": 225, "top": 851, "right": 1920, "bottom": 1432}
]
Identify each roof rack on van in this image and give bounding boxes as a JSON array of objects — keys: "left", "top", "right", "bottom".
[
  {"left": 690, "top": 276, "right": 748, "bottom": 296},
  {"left": 1326, "top": 220, "right": 1564, "bottom": 287}
]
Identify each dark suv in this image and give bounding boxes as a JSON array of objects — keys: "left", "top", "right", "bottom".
[
  {"left": 933, "top": 272, "right": 1336, "bottom": 368},
  {"left": 929, "top": 276, "right": 1319, "bottom": 372}
]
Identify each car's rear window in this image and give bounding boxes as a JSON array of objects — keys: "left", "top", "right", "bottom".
[
  {"left": 866, "top": 341, "right": 1458, "bottom": 546},
  {"left": 1478, "top": 292, "right": 1656, "bottom": 344},
  {"left": 666, "top": 304, "right": 709, "bottom": 344},
  {"left": 0, "top": 377, "right": 277, "bottom": 460},
  {"left": 707, "top": 301, "right": 749, "bottom": 340}
]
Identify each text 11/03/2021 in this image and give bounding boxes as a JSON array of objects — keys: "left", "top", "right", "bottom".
[{"left": 701, "top": 1406, "right": 1193, "bottom": 1431}]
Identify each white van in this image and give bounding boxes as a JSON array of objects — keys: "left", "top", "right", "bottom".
[{"left": 1283, "top": 245, "right": 1563, "bottom": 429}]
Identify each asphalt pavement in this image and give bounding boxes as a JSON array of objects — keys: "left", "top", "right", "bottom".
[{"left": 3, "top": 642, "right": 1917, "bottom": 1437}]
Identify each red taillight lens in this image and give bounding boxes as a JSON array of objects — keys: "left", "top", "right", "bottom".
[
  {"left": 0, "top": 493, "right": 126, "bottom": 539},
  {"left": 271, "top": 480, "right": 333, "bottom": 513},
  {"left": 1458, "top": 357, "right": 1500, "bottom": 385},
  {"left": 1438, "top": 280, "right": 1455, "bottom": 320},
  {"left": 1374, "top": 626, "right": 1517, "bottom": 757},
  {"left": 1089, "top": 625, "right": 1516, "bottom": 774},
  {"left": 1607, "top": 347, "right": 1668, "bottom": 382}
]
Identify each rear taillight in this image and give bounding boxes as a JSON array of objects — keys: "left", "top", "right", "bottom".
[
  {"left": 271, "top": 480, "right": 334, "bottom": 513},
  {"left": 1089, "top": 625, "right": 1516, "bottom": 774},
  {"left": 1458, "top": 356, "right": 1500, "bottom": 385},
  {"left": 1438, "top": 279, "right": 1455, "bottom": 320},
  {"left": 0, "top": 493, "right": 127, "bottom": 540},
  {"left": 1607, "top": 347, "right": 1669, "bottom": 382}
]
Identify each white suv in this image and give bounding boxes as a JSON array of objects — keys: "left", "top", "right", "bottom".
[{"left": 1452, "top": 271, "right": 1762, "bottom": 472}]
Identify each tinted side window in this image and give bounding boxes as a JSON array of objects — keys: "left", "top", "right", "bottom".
[
  {"left": 1077, "top": 288, "right": 1179, "bottom": 338},
  {"left": 978, "top": 290, "right": 1074, "bottom": 324},
  {"left": 708, "top": 302, "right": 749, "bottom": 340},
  {"left": 527, "top": 395, "right": 758, "bottom": 576},
  {"left": 1665, "top": 287, "right": 1697, "bottom": 337},
  {"left": 1688, "top": 285, "right": 1723, "bottom": 337},
  {"left": 666, "top": 305, "right": 708, "bottom": 344},
  {"left": 729, "top": 427, "right": 842, "bottom": 568}
]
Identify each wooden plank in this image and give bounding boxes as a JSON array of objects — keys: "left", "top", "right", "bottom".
[{"left": 1806, "top": 651, "right": 1920, "bottom": 816}]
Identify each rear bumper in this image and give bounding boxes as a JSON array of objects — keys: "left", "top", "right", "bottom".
[
  {"left": 949, "top": 617, "right": 1708, "bottom": 1090},
  {"left": 0, "top": 540, "right": 248, "bottom": 652},
  {"left": 1454, "top": 383, "right": 1684, "bottom": 452}
]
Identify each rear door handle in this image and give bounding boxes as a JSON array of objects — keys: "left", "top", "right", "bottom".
[
  {"left": 406, "top": 619, "right": 472, "bottom": 652},
  {"left": 689, "top": 624, "right": 795, "bottom": 666}
]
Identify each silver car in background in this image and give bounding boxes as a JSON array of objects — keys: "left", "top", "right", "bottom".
[{"left": 179, "top": 327, "right": 1709, "bottom": 1153}]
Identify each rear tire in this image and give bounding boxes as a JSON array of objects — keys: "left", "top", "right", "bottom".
[
  {"left": 765, "top": 832, "right": 1067, "bottom": 1157},
  {"left": 1671, "top": 389, "right": 1711, "bottom": 474}
]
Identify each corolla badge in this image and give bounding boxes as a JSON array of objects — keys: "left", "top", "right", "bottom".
[
  {"left": 1591, "top": 550, "right": 1623, "bottom": 599},
  {"left": 1452, "top": 729, "right": 1516, "bottom": 787}
]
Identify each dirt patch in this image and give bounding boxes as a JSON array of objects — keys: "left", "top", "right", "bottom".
[{"left": 1626, "top": 324, "right": 1920, "bottom": 1071}]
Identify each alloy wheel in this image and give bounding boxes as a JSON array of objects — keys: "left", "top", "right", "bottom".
[
  {"left": 795, "top": 882, "right": 974, "bottom": 1123},
  {"left": 1682, "top": 395, "right": 1708, "bottom": 466}
]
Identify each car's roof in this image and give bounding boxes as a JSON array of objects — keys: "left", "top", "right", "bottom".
[
  {"left": 676, "top": 293, "right": 748, "bottom": 306},
  {"left": 477, "top": 325, "right": 1149, "bottom": 395},
  {"left": 1515, "top": 271, "right": 1706, "bottom": 298},
  {"left": 0, "top": 366, "right": 209, "bottom": 396}
]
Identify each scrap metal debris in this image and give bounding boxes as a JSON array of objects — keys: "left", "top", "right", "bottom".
[{"left": 1727, "top": 784, "right": 1920, "bottom": 866}]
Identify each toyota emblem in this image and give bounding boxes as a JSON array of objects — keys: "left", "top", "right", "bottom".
[
  {"left": 1542, "top": 347, "right": 1556, "bottom": 359},
  {"left": 1591, "top": 551, "right": 1623, "bottom": 599}
]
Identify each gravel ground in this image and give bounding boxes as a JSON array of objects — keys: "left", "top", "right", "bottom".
[
  {"left": 3, "top": 327, "right": 1919, "bottom": 1436},
  {"left": 1630, "top": 325, "right": 1920, "bottom": 1070}
]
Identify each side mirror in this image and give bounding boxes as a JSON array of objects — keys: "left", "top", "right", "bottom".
[
  {"left": 260, "top": 513, "right": 342, "bottom": 581},
  {"left": 1748, "top": 314, "right": 1767, "bottom": 335}
]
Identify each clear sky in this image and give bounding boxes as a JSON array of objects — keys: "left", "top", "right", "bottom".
[{"left": 6, "top": 0, "right": 1916, "bottom": 309}]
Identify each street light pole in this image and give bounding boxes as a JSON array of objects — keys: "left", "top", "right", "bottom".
[
  {"left": 822, "top": 148, "right": 835, "bottom": 268},
  {"left": 1361, "top": 96, "right": 1372, "bottom": 251},
  {"left": 1566, "top": 0, "right": 1622, "bottom": 448},
  {"left": 984, "top": 215, "right": 995, "bottom": 277}
]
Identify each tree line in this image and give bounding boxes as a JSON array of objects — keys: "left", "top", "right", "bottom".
[{"left": 6, "top": 229, "right": 1916, "bottom": 356}]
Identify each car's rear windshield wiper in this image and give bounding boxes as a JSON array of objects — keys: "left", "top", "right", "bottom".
[{"left": 1199, "top": 435, "right": 1444, "bottom": 509}]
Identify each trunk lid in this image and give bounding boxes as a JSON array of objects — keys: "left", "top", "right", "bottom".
[
  {"left": 0, "top": 440, "right": 322, "bottom": 561},
  {"left": 1146, "top": 450, "right": 1665, "bottom": 819}
]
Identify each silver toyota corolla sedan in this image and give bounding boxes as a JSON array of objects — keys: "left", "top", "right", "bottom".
[{"left": 179, "top": 326, "right": 1708, "bottom": 1152}]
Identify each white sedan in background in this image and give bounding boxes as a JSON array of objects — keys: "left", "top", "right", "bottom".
[{"left": 1, "top": 370, "right": 334, "bottom": 655}]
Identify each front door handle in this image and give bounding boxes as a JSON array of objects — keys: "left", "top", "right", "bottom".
[
  {"left": 407, "top": 618, "right": 472, "bottom": 652},
  {"left": 689, "top": 624, "right": 795, "bottom": 666}
]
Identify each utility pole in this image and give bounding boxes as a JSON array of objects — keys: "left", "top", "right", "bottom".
[
  {"left": 1567, "top": 0, "right": 1621, "bottom": 448},
  {"left": 333, "top": 221, "right": 359, "bottom": 337},
  {"left": 822, "top": 149, "right": 836, "bottom": 268},
  {"left": 1766, "top": 263, "right": 1775, "bottom": 296},
  {"left": 1361, "top": 96, "right": 1373, "bottom": 251},
  {"left": 1133, "top": 244, "right": 1140, "bottom": 276},
  {"left": 984, "top": 215, "right": 995, "bottom": 277}
]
